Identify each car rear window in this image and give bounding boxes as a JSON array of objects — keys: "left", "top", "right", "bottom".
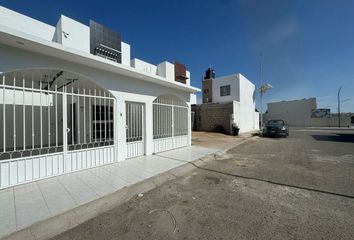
[{"left": 267, "top": 120, "right": 284, "bottom": 125}]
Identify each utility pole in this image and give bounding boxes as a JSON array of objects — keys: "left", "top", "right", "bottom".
[
  {"left": 338, "top": 87, "right": 342, "bottom": 128},
  {"left": 259, "top": 53, "right": 263, "bottom": 129}
]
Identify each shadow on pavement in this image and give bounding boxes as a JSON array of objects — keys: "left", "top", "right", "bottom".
[
  {"left": 261, "top": 135, "right": 285, "bottom": 140},
  {"left": 312, "top": 128, "right": 354, "bottom": 131},
  {"left": 161, "top": 155, "right": 354, "bottom": 200},
  {"left": 311, "top": 133, "right": 354, "bottom": 143}
]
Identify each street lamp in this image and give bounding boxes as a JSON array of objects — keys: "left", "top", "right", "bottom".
[
  {"left": 258, "top": 53, "right": 273, "bottom": 129},
  {"left": 341, "top": 98, "right": 350, "bottom": 103},
  {"left": 259, "top": 83, "right": 273, "bottom": 129}
]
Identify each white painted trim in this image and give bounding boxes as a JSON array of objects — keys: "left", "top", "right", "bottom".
[{"left": 0, "top": 25, "right": 199, "bottom": 93}]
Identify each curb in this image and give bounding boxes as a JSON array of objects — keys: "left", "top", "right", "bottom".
[{"left": 2, "top": 135, "right": 256, "bottom": 240}]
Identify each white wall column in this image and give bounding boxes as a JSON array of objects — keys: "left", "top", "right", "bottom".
[
  {"left": 115, "top": 97, "right": 126, "bottom": 162},
  {"left": 188, "top": 102, "right": 192, "bottom": 146},
  {"left": 145, "top": 100, "right": 154, "bottom": 155}
]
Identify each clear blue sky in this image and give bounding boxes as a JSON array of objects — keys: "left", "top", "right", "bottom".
[{"left": 1, "top": 0, "right": 354, "bottom": 113}]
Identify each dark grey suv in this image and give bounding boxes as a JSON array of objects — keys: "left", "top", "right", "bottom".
[{"left": 262, "top": 119, "right": 289, "bottom": 137}]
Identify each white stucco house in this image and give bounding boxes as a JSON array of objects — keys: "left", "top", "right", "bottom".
[
  {"left": 0, "top": 6, "right": 199, "bottom": 189},
  {"left": 194, "top": 68, "right": 259, "bottom": 134}
]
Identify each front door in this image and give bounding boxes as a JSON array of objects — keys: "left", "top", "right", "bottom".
[{"left": 126, "top": 102, "right": 144, "bottom": 158}]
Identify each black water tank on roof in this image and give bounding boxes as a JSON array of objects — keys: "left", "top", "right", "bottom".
[{"left": 204, "top": 68, "right": 215, "bottom": 80}]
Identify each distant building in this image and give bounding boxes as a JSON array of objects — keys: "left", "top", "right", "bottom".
[
  {"left": 264, "top": 98, "right": 352, "bottom": 127},
  {"left": 264, "top": 98, "right": 317, "bottom": 126},
  {"left": 193, "top": 68, "right": 259, "bottom": 135}
]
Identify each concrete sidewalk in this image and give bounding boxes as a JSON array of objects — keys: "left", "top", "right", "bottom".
[{"left": 0, "top": 132, "right": 251, "bottom": 240}]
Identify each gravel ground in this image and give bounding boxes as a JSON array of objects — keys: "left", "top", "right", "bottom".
[{"left": 51, "top": 128, "right": 354, "bottom": 240}]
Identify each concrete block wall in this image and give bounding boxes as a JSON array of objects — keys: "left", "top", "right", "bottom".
[
  {"left": 310, "top": 116, "right": 352, "bottom": 127},
  {"left": 192, "top": 102, "right": 233, "bottom": 134}
]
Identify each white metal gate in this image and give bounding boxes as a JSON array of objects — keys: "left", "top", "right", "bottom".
[
  {"left": 0, "top": 69, "right": 116, "bottom": 189},
  {"left": 153, "top": 95, "right": 189, "bottom": 153},
  {"left": 126, "top": 102, "right": 144, "bottom": 158}
]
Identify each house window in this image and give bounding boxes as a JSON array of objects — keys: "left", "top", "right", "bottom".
[
  {"left": 203, "top": 89, "right": 209, "bottom": 94},
  {"left": 92, "top": 105, "right": 114, "bottom": 141},
  {"left": 220, "top": 85, "right": 231, "bottom": 96}
]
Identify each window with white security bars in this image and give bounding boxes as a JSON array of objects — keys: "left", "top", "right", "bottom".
[{"left": 153, "top": 95, "right": 188, "bottom": 140}]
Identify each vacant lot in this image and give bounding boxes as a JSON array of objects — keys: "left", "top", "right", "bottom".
[{"left": 52, "top": 128, "right": 354, "bottom": 240}]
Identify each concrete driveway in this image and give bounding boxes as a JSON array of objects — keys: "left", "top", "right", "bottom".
[{"left": 51, "top": 128, "right": 354, "bottom": 240}]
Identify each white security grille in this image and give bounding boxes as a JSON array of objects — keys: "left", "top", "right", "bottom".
[
  {"left": 153, "top": 95, "right": 189, "bottom": 153},
  {"left": 153, "top": 104, "right": 173, "bottom": 139},
  {"left": 0, "top": 69, "right": 116, "bottom": 189},
  {"left": 173, "top": 106, "right": 188, "bottom": 136},
  {"left": 66, "top": 85, "right": 114, "bottom": 151},
  {"left": 0, "top": 71, "right": 65, "bottom": 160}
]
